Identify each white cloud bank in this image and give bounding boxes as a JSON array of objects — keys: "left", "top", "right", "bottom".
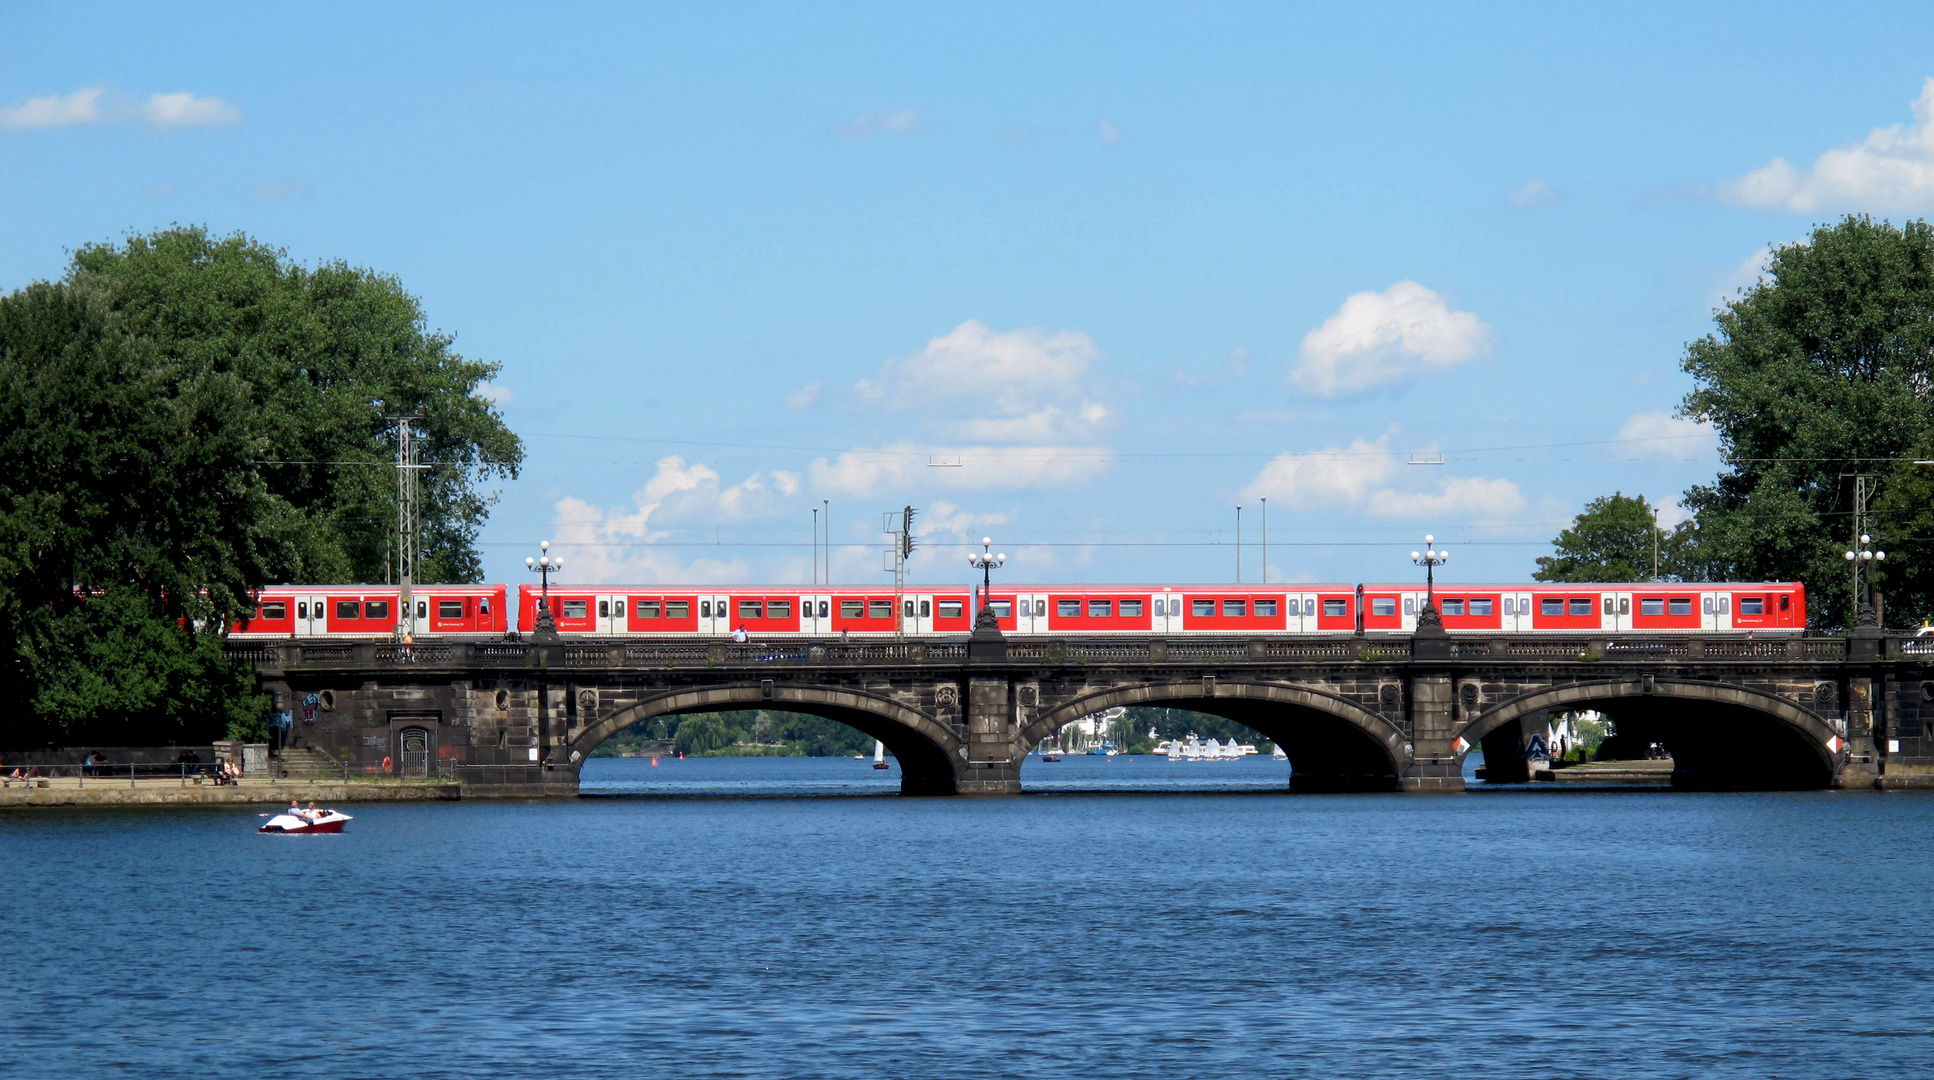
[
  {"left": 1509, "top": 179, "right": 1555, "bottom": 207},
  {"left": 0, "top": 87, "right": 240, "bottom": 129},
  {"left": 1241, "top": 438, "right": 1524, "bottom": 521},
  {"left": 1615, "top": 411, "right": 1717, "bottom": 460},
  {"left": 1723, "top": 77, "right": 1934, "bottom": 213},
  {"left": 836, "top": 108, "right": 919, "bottom": 140},
  {"left": 550, "top": 457, "right": 798, "bottom": 584},
  {"left": 1290, "top": 281, "right": 1493, "bottom": 396}
]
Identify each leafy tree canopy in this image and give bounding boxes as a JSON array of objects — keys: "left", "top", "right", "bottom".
[
  {"left": 1678, "top": 215, "right": 1934, "bottom": 628},
  {"left": 1534, "top": 492, "right": 1676, "bottom": 583}
]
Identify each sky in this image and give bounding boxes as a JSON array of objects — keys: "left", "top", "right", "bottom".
[{"left": 5, "top": 2, "right": 1934, "bottom": 590}]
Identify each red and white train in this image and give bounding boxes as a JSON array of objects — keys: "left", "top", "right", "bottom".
[{"left": 230, "top": 580, "right": 1805, "bottom": 639}]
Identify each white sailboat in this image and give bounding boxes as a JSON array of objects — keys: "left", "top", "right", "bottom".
[
  {"left": 872, "top": 740, "right": 889, "bottom": 770},
  {"left": 1272, "top": 742, "right": 1288, "bottom": 761}
]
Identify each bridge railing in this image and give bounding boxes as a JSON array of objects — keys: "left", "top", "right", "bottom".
[{"left": 228, "top": 633, "right": 1868, "bottom": 672}]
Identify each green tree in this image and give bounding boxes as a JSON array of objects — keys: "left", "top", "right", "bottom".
[
  {"left": 68, "top": 227, "right": 523, "bottom": 584},
  {"left": 1534, "top": 492, "right": 1675, "bottom": 582},
  {"left": 0, "top": 280, "right": 270, "bottom": 744},
  {"left": 1679, "top": 215, "right": 1934, "bottom": 628}
]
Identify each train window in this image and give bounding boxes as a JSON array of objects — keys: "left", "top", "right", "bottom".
[
  {"left": 769, "top": 601, "right": 792, "bottom": 619},
  {"left": 919, "top": 600, "right": 930, "bottom": 618},
  {"left": 1089, "top": 600, "right": 1113, "bottom": 618},
  {"left": 1253, "top": 599, "right": 1274, "bottom": 617},
  {"left": 615, "top": 601, "right": 625, "bottom": 617},
  {"left": 598, "top": 601, "right": 610, "bottom": 618},
  {"left": 1121, "top": 599, "right": 1144, "bottom": 617},
  {"left": 260, "top": 601, "right": 287, "bottom": 620},
  {"left": 562, "top": 600, "right": 588, "bottom": 619},
  {"left": 1471, "top": 598, "right": 1493, "bottom": 616},
  {"left": 1739, "top": 596, "right": 1763, "bottom": 615},
  {"left": 1702, "top": 597, "right": 1714, "bottom": 615},
  {"left": 1568, "top": 599, "right": 1592, "bottom": 617},
  {"left": 333, "top": 600, "right": 356, "bottom": 620},
  {"left": 1669, "top": 598, "right": 1692, "bottom": 616},
  {"left": 1602, "top": 598, "right": 1613, "bottom": 615},
  {"left": 365, "top": 601, "right": 391, "bottom": 621},
  {"left": 1780, "top": 595, "right": 1790, "bottom": 611},
  {"left": 1540, "top": 598, "right": 1563, "bottom": 616},
  {"left": 639, "top": 601, "right": 661, "bottom": 618},
  {"left": 841, "top": 600, "right": 863, "bottom": 618},
  {"left": 1192, "top": 599, "right": 1215, "bottom": 617},
  {"left": 700, "top": 601, "right": 713, "bottom": 618},
  {"left": 1441, "top": 599, "right": 1464, "bottom": 616},
  {"left": 1323, "top": 599, "right": 1347, "bottom": 617},
  {"left": 1223, "top": 599, "right": 1248, "bottom": 617},
  {"left": 1059, "top": 599, "right": 1081, "bottom": 617},
  {"left": 480, "top": 598, "right": 491, "bottom": 615},
  {"left": 1640, "top": 598, "right": 1663, "bottom": 615},
  {"left": 297, "top": 602, "right": 308, "bottom": 619},
  {"left": 414, "top": 601, "right": 425, "bottom": 619},
  {"left": 1370, "top": 597, "right": 1395, "bottom": 617},
  {"left": 666, "top": 600, "right": 690, "bottom": 618},
  {"left": 817, "top": 601, "right": 829, "bottom": 618},
  {"left": 738, "top": 600, "right": 762, "bottom": 619},
  {"left": 869, "top": 600, "right": 892, "bottom": 619},
  {"left": 438, "top": 600, "right": 463, "bottom": 619},
  {"left": 1403, "top": 597, "right": 1416, "bottom": 615},
  {"left": 990, "top": 600, "right": 1012, "bottom": 617},
  {"left": 1037, "top": 601, "right": 1047, "bottom": 617},
  {"left": 939, "top": 600, "right": 963, "bottom": 618}
]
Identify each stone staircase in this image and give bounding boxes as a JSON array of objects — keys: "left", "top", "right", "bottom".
[{"left": 273, "top": 746, "right": 347, "bottom": 782}]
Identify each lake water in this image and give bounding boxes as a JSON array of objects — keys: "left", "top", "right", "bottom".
[{"left": 6, "top": 756, "right": 1932, "bottom": 1079}]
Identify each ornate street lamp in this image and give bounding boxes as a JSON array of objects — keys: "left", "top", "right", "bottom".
[
  {"left": 1845, "top": 533, "right": 1886, "bottom": 627},
  {"left": 968, "top": 536, "right": 1006, "bottom": 631},
  {"left": 1411, "top": 534, "right": 1449, "bottom": 629},
  {"left": 525, "top": 540, "right": 563, "bottom": 638}
]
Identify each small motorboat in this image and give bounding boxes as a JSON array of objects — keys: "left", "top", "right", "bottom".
[{"left": 259, "top": 807, "right": 353, "bottom": 834}]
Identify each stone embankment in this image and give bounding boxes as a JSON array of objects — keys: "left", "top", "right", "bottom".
[{"left": 0, "top": 777, "right": 459, "bottom": 808}]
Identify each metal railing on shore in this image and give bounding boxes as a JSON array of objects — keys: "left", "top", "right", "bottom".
[{"left": 0, "top": 760, "right": 456, "bottom": 790}]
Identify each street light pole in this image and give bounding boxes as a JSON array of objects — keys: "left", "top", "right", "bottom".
[
  {"left": 1411, "top": 534, "right": 1450, "bottom": 629},
  {"left": 968, "top": 536, "right": 1006, "bottom": 631},
  {"left": 524, "top": 540, "right": 563, "bottom": 639}
]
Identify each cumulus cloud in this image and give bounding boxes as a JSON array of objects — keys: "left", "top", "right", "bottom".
[
  {"left": 0, "top": 87, "right": 240, "bottom": 129},
  {"left": 1722, "top": 77, "right": 1934, "bottom": 213},
  {"left": 856, "top": 319, "right": 1111, "bottom": 443},
  {"left": 1710, "top": 245, "right": 1774, "bottom": 309},
  {"left": 836, "top": 108, "right": 919, "bottom": 140},
  {"left": 1290, "top": 281, "right": 1493, "bottom": 396},
  {"left": 1615, "top": 411, "right": 1717, "bottom": 460},
  {"left": 474, "top": 382, "right": 513, "bottom": 406},
  {"left": 550, "top": 457, "right": 794, "bottom": 583},
  {"left": 1508, "top": 179, "right": 1555, "bottom": 207},
  {"left": 1241, "top": 437, "right": 1523, "bottom": 521},
  {"left": 784, "top": 382, "right": 820, "bottom": 409},
  {"left": 1098, "top": 119, "right": 1123, "bottom": 144}
]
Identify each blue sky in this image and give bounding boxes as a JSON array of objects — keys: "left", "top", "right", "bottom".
[{"left": 6, "top": 2, "right": 1934, "bottom": 589}]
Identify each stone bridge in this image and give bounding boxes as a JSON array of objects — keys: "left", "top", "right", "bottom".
[{"left": 229, "top": 626, "right": 1934, "bottom": 796}]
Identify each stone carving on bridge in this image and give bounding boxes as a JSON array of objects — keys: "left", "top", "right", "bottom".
[
  {"left": 577, "top": 689, "right": 597, "bottom": 715},
  {"left": 1379, "top": 683, "right": 1401, "bottom": 710},
  {"left": 1815, "top": 682, "right": 1837, "bottom": 710},
  {"left": 1459, "top": 683, "right": 1481, "bottom": 714}
]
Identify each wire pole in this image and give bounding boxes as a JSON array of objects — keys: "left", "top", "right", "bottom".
[
  {"left": 1260, "top": 496, "right": 1267, "bottom": 584},
  {"left": 1235, "top": 505, "right": 1242, "bottom": 584},
  {"left": 393, "top": 406, "right": 427, "bottom": 641}
]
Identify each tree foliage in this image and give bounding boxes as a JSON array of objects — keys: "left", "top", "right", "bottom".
[
  {"left": 1534, "top": 493, "right": 1677, "bottom": 582},
  {"left": 1677, "top": 215, "right": 1934, "bottom": 628}
]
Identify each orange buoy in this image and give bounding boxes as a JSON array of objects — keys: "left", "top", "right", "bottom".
[
  {"left": 381, "top": 756, "right": 393, "bottom": 774},
  {"left": 650, "top": 757, "right": 658, "bottom": 766}
]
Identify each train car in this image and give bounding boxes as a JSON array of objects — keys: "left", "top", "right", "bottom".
[
  {"left": 1351, "top": 582, "right": 1806, "bottom": 634},
  {"left": 970, "top": 585, "right": 1364, "bottom": 635},
  {"left": 513, "top": 584, "right": 983, "bottom": 637},
  {"left": 229, "top": 584, "right": 509, "bottom": 639}
]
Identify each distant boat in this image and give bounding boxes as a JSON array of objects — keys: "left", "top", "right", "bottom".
[
  {"left": 1272, "top": 743, "right": 1288, "bottom": 761},
  {"left": 873, "top": 740, "right": 890, "bottom": 770}
]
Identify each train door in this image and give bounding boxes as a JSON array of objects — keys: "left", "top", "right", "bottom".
[
  {"left": 700, "top": 593, "right": 728, "bottom": 636},
  {"left": 594, "top": 594, "right": 622, "bottom": 636},
  {"left": 297, "top": 594, "right": 329, "bottom": 637},
  {"left": 1149, "top": 592, "right": 1171, "bottom": 634}
]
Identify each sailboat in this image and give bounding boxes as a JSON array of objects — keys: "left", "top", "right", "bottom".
[
  {"left": 873, "top": 740, "right": 890, "bottom": 770},
  {"left": 1272, "top": 742, "right": 1288, "bottom": 761}
]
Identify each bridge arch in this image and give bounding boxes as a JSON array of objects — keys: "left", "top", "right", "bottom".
[
  {"left": 571, "top": 684, "right": 963, "bottom": 795},
  {"left": 1023, "top": 681, "right": 1407, "bottom": 792},
  {"left": 1459, "top": 678, "right": 1839, "bottom": 790}
]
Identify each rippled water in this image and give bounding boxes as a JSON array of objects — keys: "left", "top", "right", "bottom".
[{"left": 6, "top": 758, "right": 1931, "bottom": 1079}]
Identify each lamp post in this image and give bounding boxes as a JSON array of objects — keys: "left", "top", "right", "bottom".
[
  {"left": 1411, "top": 534, "right": 1449, "bottom": 629},
  {"left": 968, "top": 536, "right": 1006, "bottom": 631},
  {"left": 1844, "top": 533, "right": 1886, "bottom": 627},
  {"left": 525, "top": 540, "right": 563, "bottom": 638}
]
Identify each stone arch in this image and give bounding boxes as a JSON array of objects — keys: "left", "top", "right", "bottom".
[
  {"left": 572, "top": 683, "right": 964, "bottom": 795},
  {"left": 1024, "top": 681, "right": 1407, "bottom": 792},
  {"left": 1459, "top": 678, "right": 1838, "bottom": 790}
]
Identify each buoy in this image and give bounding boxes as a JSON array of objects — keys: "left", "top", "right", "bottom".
[
  {"left": 678, "top": 752, "right": 684, "bottom": 759},
  {"left": 650, "top": 757, "right": 658, "bottom": 766},
  {"left": 381, "top": 756, "right": 393, "bottom": 774}
]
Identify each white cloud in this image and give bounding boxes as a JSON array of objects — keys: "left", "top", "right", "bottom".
[
  {"left": 1712, "top": 245, "right": 1773, "bottom": 308},
  {"left": 1290, "top": 281, "right": 1494, "bottom": 396},
  {"left": 551, "top": 457, "right": 796, "bottom": 583},
  {"left": 1242, "top": 437, "right": 1523, "bottom": 522},
  {"left": 1722, "top": 77, "right": 1934, "bottom": 213},
  {"left": 1098, "top": 119, "right": 1123, "bottom": 144},
  {"left": 1654, "top": 498, "right": 1691, "bottom": 530},
  {"left": 474, "top": 382, "right": 513, "bottom": 406},
  {"left": 142, "top": 91, "right": 240, "bottom": 127},
  {"left": 0, "top": 86, "right": 241, "bottom": 130},
  {"left": 784, "top": 382, "right": 820, "bottom": 409},
  {"left": 0, "top": 87, "right": 106, "bottom": 128},
  {"left": 1615, "top": 411, "right": 1717, "bottom": 460},
  {"left": 808, "top": 443, "right": 1113, "bottom": 498},
  {"left": 1508, "top": 179, "right": 1555, "bottom": 208},
  {"left": 836, "top": 108, "right": 919, "bottom": 140},
  {"left": 857, "top": 319, "right": 1111, "bottom": 443}
]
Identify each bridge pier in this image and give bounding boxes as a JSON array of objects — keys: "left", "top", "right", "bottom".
[
  {"left": 1403, "top": 674, "right": 1465, "bottom": 792},
  {"left": 957, "top": 676, "right": 1023, "bottom": 794}
]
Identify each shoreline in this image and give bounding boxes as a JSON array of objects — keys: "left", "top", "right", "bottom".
[{"left": 0, "top": 779, "right": 460, "bottom": 808}]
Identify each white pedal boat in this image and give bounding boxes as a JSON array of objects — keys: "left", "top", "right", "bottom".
[{"left": 259, "top": 808, "right": 353, "bottom": 834}]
